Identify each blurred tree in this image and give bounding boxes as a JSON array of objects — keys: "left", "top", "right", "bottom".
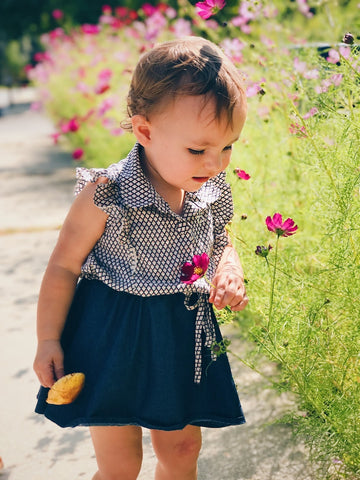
[{"left": 0, "top": 0, "right": 179, "bottom": 84}]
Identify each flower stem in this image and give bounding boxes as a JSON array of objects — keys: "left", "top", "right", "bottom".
[{"left": 267, "top": 235, "right": 279, "bottom": 329}]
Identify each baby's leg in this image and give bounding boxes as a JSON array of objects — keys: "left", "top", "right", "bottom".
[
  {"left": 90, "top": 425, "right": 143, "bottom": 480},
  {"left": 151, "top": 425, "right": 202, "bottom": 480}
]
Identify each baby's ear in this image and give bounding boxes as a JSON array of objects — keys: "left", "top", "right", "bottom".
[{"left": 131, "top": 115, "right": 151, "bottom": 146}]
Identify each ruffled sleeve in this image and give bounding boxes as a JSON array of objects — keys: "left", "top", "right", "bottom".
[{"left": 74, "top": 163, "right": 123, "bottom": 215}]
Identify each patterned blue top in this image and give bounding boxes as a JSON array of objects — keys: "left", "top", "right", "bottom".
[{"left": 75, "top": 142, "right": 234, "bottom": 382}]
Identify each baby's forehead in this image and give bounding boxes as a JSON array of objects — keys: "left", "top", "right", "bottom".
[{"left": 155, "top": 93, "right": 243, "bottom": 121}]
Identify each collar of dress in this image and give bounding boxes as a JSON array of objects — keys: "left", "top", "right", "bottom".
[{"left": 115, "top": 142, "right": 224, "bottom": 214}]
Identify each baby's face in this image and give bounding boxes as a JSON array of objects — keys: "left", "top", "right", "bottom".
[{"left": 141, "top": 94, "right": 246, "bottom": 194}]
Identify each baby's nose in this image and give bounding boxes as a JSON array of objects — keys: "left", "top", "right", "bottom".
[{"left": 205, "top": 153, "right": 223, "bottom": 175}]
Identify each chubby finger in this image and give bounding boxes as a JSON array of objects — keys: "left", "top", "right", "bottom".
[
  {"left": 54, "top": 363, "right": 65, "bottom": 382},
  {"left": 209, "top": 286, "right": 216, "bottom": 304},
  {"left": 214, "top": 282, "right": 246, "bottom": 309},
  {"left": 230, "top": 295, "right": 249, "bottom": 311},
  {"left": 38, "top": 367, "right": 55, "bottom": 388}
]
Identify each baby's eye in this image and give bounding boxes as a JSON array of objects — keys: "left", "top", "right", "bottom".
[
  {"left": 223, "top": 145, "right": 233, "bottom": 152},
  {"left": 188, "top": 148, "right": 205, "bottom": 155}
]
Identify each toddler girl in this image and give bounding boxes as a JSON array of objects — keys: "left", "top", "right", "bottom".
[{"left": 34, "top": 36, "right": 248, "bottom": 480}]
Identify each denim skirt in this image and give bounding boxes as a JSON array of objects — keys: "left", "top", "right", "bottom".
[{"left": 35, "top": 279, "right": 245, "bottom": 430}]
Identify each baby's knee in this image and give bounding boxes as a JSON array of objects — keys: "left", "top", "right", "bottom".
[
  {"left": 154, "top": 432, "right": 202, "bottom": 471},
  {"left": 93, "top": 448, "right": 142, "bottom": 480},
  {"left": 173, "top": 436, "right": 202, "bottom": 462}
]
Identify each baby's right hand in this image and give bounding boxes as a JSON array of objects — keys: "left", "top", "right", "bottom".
[{"left": 33, "top": 339, "right": 64, "bottom": 388}]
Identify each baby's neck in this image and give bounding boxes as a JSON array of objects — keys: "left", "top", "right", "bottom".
[{"left": 153, "top": 183, "right": 185, "bottom": 215}]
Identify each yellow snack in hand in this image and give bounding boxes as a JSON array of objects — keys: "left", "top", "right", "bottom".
[{"left": 46, "top": 372, "right": 85, "bottom": 405}]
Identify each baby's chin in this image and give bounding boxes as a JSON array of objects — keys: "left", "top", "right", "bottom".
[{"left": 189, "top": 177, "right": 211, "bottom": 190}]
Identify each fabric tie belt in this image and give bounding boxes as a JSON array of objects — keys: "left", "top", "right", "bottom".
[{"left": 184, "top": 293, "right": 217, "bottom": 383}]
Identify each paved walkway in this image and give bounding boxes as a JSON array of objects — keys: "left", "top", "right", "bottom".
[{"left": 0, "top": 103, "right": 315, "bottom": 479}]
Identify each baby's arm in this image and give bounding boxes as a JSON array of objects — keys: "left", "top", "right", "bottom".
[
  {"left": 209, "top": 239, "right": 248, "bottom": 311},
  {"left": 33, "top": 180, "right": 109, "bottom": 388}
]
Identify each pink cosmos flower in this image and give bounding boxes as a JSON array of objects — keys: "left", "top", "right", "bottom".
[
  {"left": 173, "top": 18, "right": 192, "bottom": 38},
  {"left": 30, "top": 102, "right": 42, "bottom": 111},
  {"left": 266, "top": 213, "right": 298, "bottom": 237},
  {"left": 289, "top": 122, "right": 307, "bottom": 137},
  {"left": 339, "top": 46, "right": 351, "bottom": 59},
  {"left": 246, "top": 82, "right": 262, "bottom": 98},
  {"left": 145, "top": 11, "right": 167, "bottom": 40},
  {"left": 24, "top": 64, "right": 33, "bottom": 74},
  {"left": 50, "top": 132, "right": 61, "bottom": 144},
  {"left": 221, "top": 38, "right": 244, "bottom": 63},
  {"left": 303, "top": 107, "right": 318, "bottom": 119},
  {"left": 95, "top": 83, "right": 110, "bottom": 95},
  {"left": 303, "top": 68, "right": 319, "bottom": 80},
  {"left": 33, "top": 52, "right": 52, "bottom": 63},
  {"left": 327, "top": 49, "right": 340, "bottom": 64},
  {"left": 81, "top": 24, "right": 100, "bottom": 35},
  {"left": 180, "top": 253, "right": 209, "bottom": 284},
  {"left": 68, "top": 117, "right": 80, "bottom": 132},
  {"left": 49, "top": 27, "right": 65, "bottom": 41},
  {"left": 60, "top": 117, "right": 79, "bottom": 133},
  {"left": 142, "top": 3, "right": 157, "bottom": 16},
  {"left": 296, "top": 0, "right": 313, "bottom": 18},
  {"left": 102, "top": 5, "right": 112, "bottom": 15},
  {"left": 235, "top": 168, "right": 251, "bottom": 180},
  {"left": 99, "top": 14, "right": 114, "bottom": 25},
  {"left": 98, "top": 69, "right": 113, "bottom": 81},
  {"left": 52, "top": 9, "right": 64, "bottom": 20},
  {"left": 72, "top": 148, "right": 84, "bottom": 161},
  {"left": 98, "top": 97, "right": 115, "bottom": 116},
  {"left": 239, "top": 0, "right": 262, "bottom": 21},
  {"left": 331, "top": 73, "right": 343, "bottom": 86},
  {"left": 115, "top": 6, "right": 128, "bottom": 17},
  {"left": 195, "top": 0, "right": 225, "bottom": 20}
]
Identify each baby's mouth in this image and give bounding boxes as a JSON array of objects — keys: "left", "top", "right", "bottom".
[{"left": 192, "top": 176, "right": 209, "bottom": 182}]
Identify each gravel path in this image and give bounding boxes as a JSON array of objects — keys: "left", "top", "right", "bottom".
[{"left": 0, "top": 104, "right": 315, "bottom": 479}]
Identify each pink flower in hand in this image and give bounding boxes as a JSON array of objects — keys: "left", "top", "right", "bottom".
[
  {"left": 195, "top": 0, "right": 225, "bottom": 19},
  {"left": 235, "top": 168, "right": 251, "bottom": 180},
  {"left": 180, "top": 253, "right": 209, "bottom": 284},
  {"left": 266, "top": 213, "right": 298, "bottom": 237}
]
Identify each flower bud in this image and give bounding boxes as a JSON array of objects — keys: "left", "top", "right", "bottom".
[
  {"left": 255, "top": 245, "right": 272, "bottom": 258},
  {"left": 342, "top": 32, "right": 354, "bottom": 45}
]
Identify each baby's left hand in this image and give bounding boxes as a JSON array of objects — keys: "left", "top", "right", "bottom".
[{"left": 209, "top": 246, "right": 248, "bottom": 311}]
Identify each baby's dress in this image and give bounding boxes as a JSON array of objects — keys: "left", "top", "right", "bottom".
[{"left": 35, "top": 143, "right": 246, "bottom": 430}]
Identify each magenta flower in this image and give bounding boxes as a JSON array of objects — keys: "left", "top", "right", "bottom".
[
  {"left": 81, "top": 24, "right": 100, "bottom": 35},
  {"left": 303, "top": 107, "right": 319, "bottom": 119},
  {"left": 52, "top": 9, "right": 64, "bottom": 20},
  {"left": 195, "top": 0, "right": 226, "bottom": 19},
  {"left": 142, "top": 3, "right": 157, "bottom": 16},
  {"left": 266, "top": 213, "right": 298, "bottom": 237},
  {"left": 72, "top": 148, "right": 84, "bottom": 161},
  {"left": 180, "top": 253, "right": 209, "bottom": 284},
  {"left": 235, "top": 168, "right": 251, "bottom": 180},
  {"left": 68, "top": 117, "right": 80, "bottom": 132},
  {"left": 327, "top": 49, "right": 340, "bottom": 64},
  {"left": 102, "top": 5, "right": 112, "bottom": 15},
  {"left": 60, "top": 117, "right": 79, "bottom": 133},
  {"left": 289, "top": 122, "right": 307, "bottom": 138}
]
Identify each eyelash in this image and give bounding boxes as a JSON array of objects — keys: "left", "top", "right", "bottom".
[{"left": 188, "top": 146, "right": 232, "bottom": 156}]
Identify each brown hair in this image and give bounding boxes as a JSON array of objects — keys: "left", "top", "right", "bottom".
[{"left": 121, "top": 36, "right": 246, "bottom": 132}]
